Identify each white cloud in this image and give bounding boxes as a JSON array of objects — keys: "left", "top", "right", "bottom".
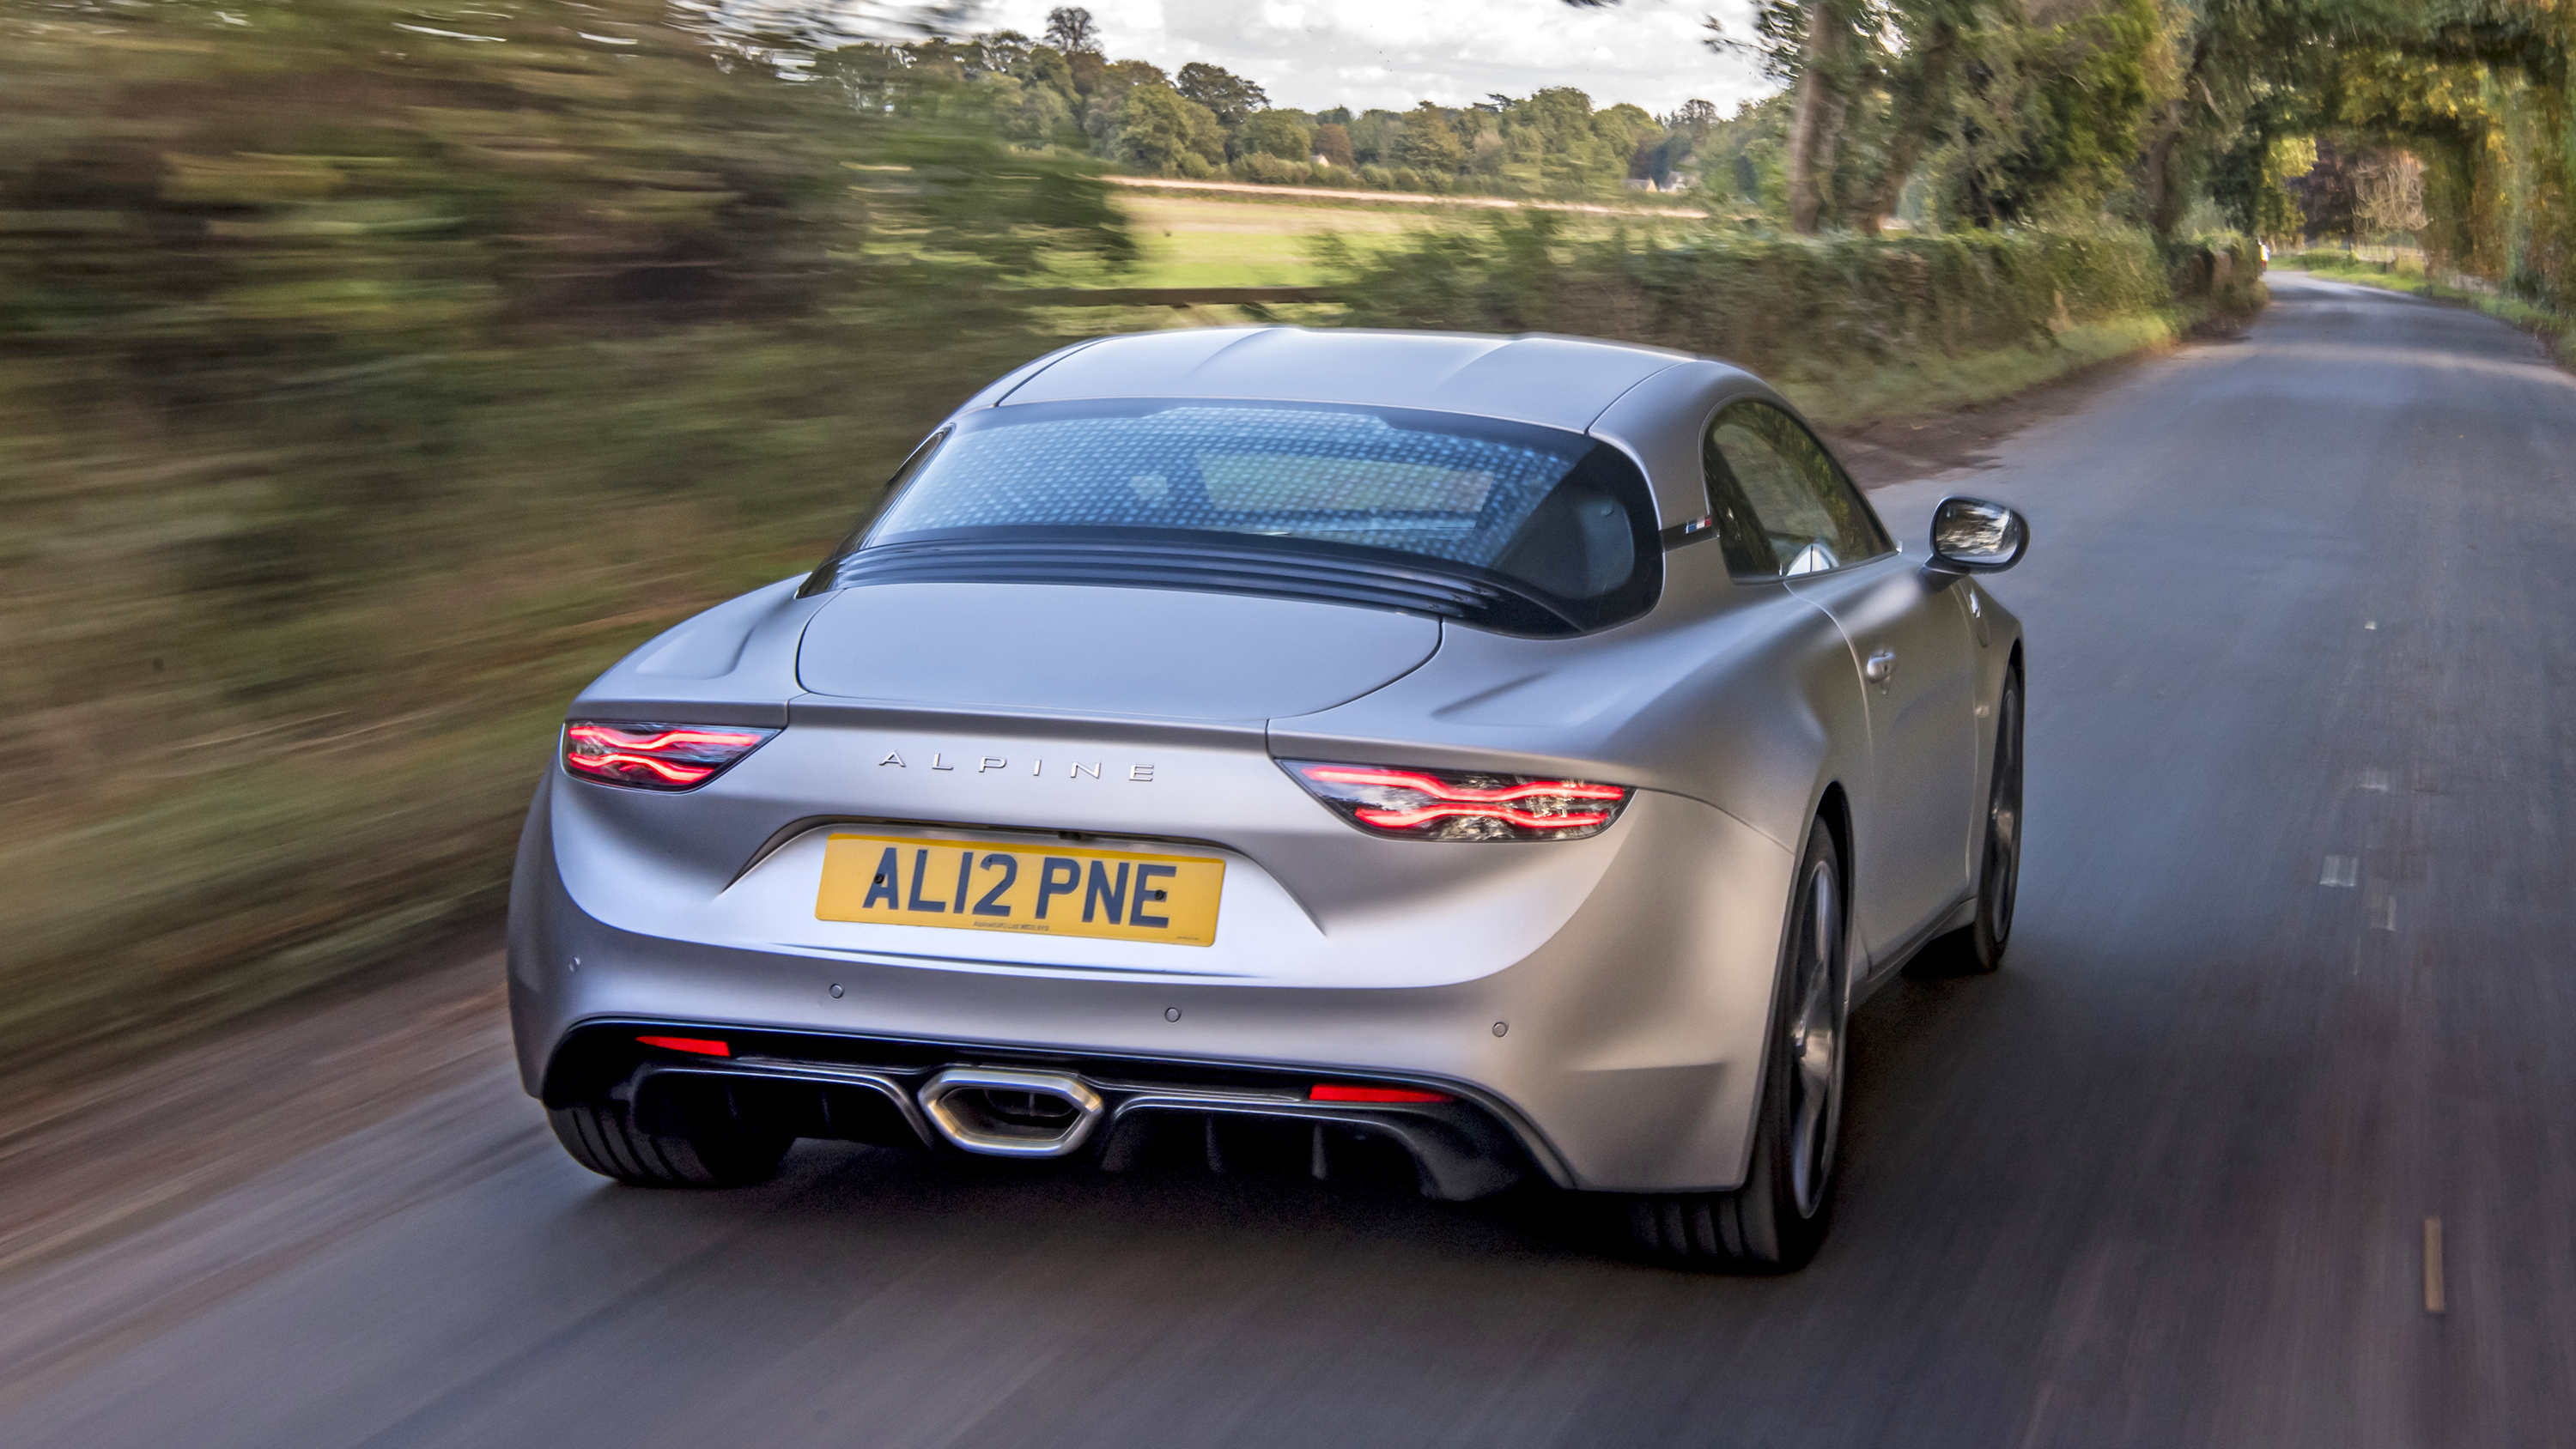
[{"left": 973, "top": 0, "right": 1776, "bottom": 116}]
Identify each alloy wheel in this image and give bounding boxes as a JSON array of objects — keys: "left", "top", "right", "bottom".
[
  {"left": 1785, "top": 853, "right": 1844, "bottom": 1220},
  {"left": 1983, "top": 676, "right": 2023, "bottom": 950}
]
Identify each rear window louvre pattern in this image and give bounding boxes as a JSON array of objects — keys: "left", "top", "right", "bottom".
[{"left": 819, "top": 535, "right": 1580, "bottom": 634}]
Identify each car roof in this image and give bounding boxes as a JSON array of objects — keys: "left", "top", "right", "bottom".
[{"left": 993, "top": 327, "right": 1698, "bottom": 433}]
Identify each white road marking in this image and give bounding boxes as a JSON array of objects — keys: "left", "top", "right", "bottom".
[
  {"left": 2425, "top": 1217, "right": 2446, "bottom": 1313},
  {"left": 2366, "top": 621, "right": 2379, "bottom": 630},
  {"left": 2370, "top": 894, "right": 2397, "bottom": 931},
  {"left": 2322, "top": 856, "right": 2359, "bottom": 887},
  {"left": 2358, "top": 767, "right": 2391, "bottom": 792}
]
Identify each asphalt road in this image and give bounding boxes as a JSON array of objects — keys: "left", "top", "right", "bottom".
[{"left": 6, "top": 274, "right": 2573, "bottom": 1447}]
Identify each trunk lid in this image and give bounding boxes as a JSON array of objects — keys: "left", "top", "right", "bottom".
[{"left": 796, "top": 582, "right": 1439, "bottom": 722}]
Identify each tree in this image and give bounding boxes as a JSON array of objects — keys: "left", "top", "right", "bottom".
[
  {"left": 1014, "top": 42, "right": 1073, "bottom": 99},
  {"left": 997, "top": 78, "right": 1074, "bottom": 144},
  {"left": 1702, "top": 0, "right": 1808, "bottom": 83},
  {"left": 1101, "top": 58, "right": 1170, "bottom": 93},
  {"left": 1175, "top": 62, "right": 1268, "bottom": 125},
  {"left": 1597, "top": 101, "right": 1656, "bottom": 148},
  {"left": 1779, "top": 0, "right": 1860, "bottom": 232},
  {"left": 1115, "top": 86, "right": 1226, "bottom": 173},
  {"left": 2124, "top": 0, "right": 2402, "bottom": 238},
  {"left": 2208, "top": 93, "right": 2317, "bottom": 244},
  {"left": 1670, "top": 98, "right": 1720, "bottom": 136},
  {"left": 1348, "top": 110, "right": 1400, "bottom": 167},
  {"left": 1934, "top": 0, "right": 2160, "bottom": 227},
  {"left": 1312, "top": 121, "right": 1355, "bottom": 168},
  {"left": 975, "top": 30, "right": 1033, "bottom": 74},
  {"left": 2286, "top": 136, "right": 2359, "bottom": 240},
  {"left": 1692, "top": 0, "right": 1862, "bottom": 228},
  {"left": 1066, "top": 49, "right": 1104, "bottom": 96},
  {"left": 1044, "top": 7, "right": 1100, "bottom": 56},
  {"left": 1589, "top": 0, "right": 2576, "bottom": 277},
  {"left": 1845, "top": 0, "right": 1963, "bottom": 235},
  {"left": 1082, "top": 58, "right": 1170, "bottom": 141},
  {"left": 2354, "top": 150, "right": 2427, "bottom": 239},
  {"left": 1394, "top": 102, "right": 1467, "bottom": 173},
  {"left": 1237, "top": 110, "right": 1312, "bottom": 161}
]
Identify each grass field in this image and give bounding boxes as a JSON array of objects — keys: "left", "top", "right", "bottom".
[
  {"left": 1074, "top": 196, "right": 1425, "bottom": 288},
  {"left": 1044, "top": 193, "right": 1709, "bottom": 292}
]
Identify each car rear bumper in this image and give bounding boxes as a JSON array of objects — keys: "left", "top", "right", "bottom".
[
  {"left": 507, "top": 777, "right": 1800, "bottom": 1195},
  {"left": 541, "top": 1020, "right": 1540, "bottom": 1199}
]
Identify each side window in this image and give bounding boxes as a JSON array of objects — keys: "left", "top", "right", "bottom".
[{"left": 1704, "top": 402, "right": 1892, "bottom": 577}]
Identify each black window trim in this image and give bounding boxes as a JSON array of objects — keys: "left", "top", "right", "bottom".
[
  {"left": 1699, "top": 397, "right": 1895, "bottom": 582},
  {"left": 799, "top": 427, "right": 951, "bottom": 598}
]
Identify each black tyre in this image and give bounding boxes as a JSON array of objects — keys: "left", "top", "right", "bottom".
[
  {"left": 1959, "top": 665, "right": 2022, "bottom": 973},
  {"left": 548, "top": 1097, "right": 792, "bottom": 1189},
  {"left": 1625, "top": 817, "right": 1848, "bottom": 1271},
  {"left": 1911, "top": 664, "right": 2023, "bottom": 978}
]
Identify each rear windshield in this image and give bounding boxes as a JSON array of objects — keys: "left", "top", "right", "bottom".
[{"left": 856, "top": 399, "right": 1660, "bottom": 631}]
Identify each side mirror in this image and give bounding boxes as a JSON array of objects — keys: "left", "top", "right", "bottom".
[{"left": 1928, "top": 496, "right": 2027, "bottom": 573}]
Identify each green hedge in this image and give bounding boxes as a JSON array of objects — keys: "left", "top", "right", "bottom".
[{"left": 1319, "top": 219, "right": 2265, "bottom": 422}]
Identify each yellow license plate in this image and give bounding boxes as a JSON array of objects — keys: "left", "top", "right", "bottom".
[{"left": 815, "top": 834, "right": 1224, "bottom": 946}]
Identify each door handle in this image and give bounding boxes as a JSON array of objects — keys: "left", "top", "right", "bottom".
[{"left": 1863, "top": 650, "right": 1898, "bottom": 683}]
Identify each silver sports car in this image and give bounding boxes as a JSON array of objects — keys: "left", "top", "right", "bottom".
[{"left": 508, "top": 326, "right": 2028, "bottom": 1270}]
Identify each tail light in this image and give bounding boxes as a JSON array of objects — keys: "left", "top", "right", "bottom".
[
  {"left": 1282, "top": 759, "right": 1631, "bottom": 841},
  {"left": 562, "top": 721, "right": 777, "bottom": 791}
]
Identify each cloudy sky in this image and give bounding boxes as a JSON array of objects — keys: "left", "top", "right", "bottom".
[{"left": 970, "top": 0, "right": 1775, "bottom": 117}]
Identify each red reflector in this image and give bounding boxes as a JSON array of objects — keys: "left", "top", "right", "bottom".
[
  {"left": 637, "top": 1034, "right": 730, "bottom": 1058},
  {"left": 1309, "top": 1083, "right": 1451, "bottom": 1104}
]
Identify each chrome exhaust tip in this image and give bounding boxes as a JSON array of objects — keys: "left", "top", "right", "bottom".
[{"left": 918, "top": 1067, "right": 1104, "bottom": 1157}]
